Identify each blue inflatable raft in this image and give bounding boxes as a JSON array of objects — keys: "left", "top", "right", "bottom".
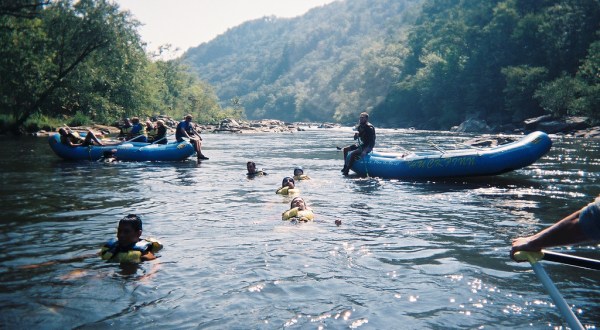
[
  {"left": 348, "top": 131, "right": 552, "bottom": 179},
  {"left": 48, "top": 134, "right": 196, "bottom": 161}
]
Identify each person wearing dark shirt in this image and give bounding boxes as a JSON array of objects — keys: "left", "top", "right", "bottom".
[
  {"left": 176, "top": 114, "right": 209, "bottom": 160},
  {"left": 149, "top": 120, "right": 168, "bottom": 144},
  {"left": 341, "top": 112, "right": 376, "bottom": 175},
  {"left": 127, "top": 117, "right": 147, "bottom": 142}
]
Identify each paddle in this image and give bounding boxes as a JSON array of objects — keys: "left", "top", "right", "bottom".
[
  {"left": 150, "top": 134, "right": 172, "bottom": 144},
  {"left": 120, "top": 134, "right": 148, "bottom": 144},
  {"left": 513, "top": 251, "right": 585, "bottom": 329},
  {"left": 540, "top": 250, "right": 600, "bottom": 271}
]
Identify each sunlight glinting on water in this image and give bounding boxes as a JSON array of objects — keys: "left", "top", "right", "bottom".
[{"left": 0, "top": 130, "right": 598, "bottom": 328}]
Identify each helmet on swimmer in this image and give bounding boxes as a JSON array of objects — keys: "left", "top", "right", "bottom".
[
  {"left": 282, "top": 177, "right": 295, "bottom": 185},
  {"left": 293, "top": 166, "right": 303, "bottom": 175}
]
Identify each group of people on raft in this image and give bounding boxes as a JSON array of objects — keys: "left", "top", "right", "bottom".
[
  {"left": 118, "top": 117, "right": 168, "bottom": 144},
  {"left": 57, "top": 113, "right": 209, "bottom": 161}
]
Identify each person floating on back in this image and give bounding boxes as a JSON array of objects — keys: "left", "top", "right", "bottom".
[
  {"left": 282, "top": 196, "right": 314, "bottom": 222},
  {"left": 100, "top": 214, "right": 162, "bottom": 263},
  {"left": 176, "top": 114, "right": 209, "bottom": 160},
  {"left": 247, "top": 161, "right": 267, "bottom": 177},
  {"left": 293, "top": 166, "right": 311, "bottom": 180},
  {"left": 276, "top": 177, "right": 299, "bottom": 195},
  {"left": 341, "top": 112, "right": 376, "bottom": 176}
]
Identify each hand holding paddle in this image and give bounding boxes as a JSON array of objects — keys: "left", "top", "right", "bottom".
[{"left": 513, "top": 249, "right": 600, "bottom": 271}]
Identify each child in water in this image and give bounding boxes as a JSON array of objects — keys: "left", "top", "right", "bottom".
[
  {"left": 293, "top": 166, "right": 311, "bottom": 181},
  {"left": 100, "top": 214, "right": 162, "bottom": 263},
  {"left": 247, "top": 161, "right": 267, "bottom": 177},
  {"left": 282, "top": 196, "right": 314, "bottom": 221},
  {"left": 276, "top": 177, "right": 300, "bottom": 195}
]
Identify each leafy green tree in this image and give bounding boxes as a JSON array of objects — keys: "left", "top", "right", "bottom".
[
  {"left": 0, "top": 0, "right": 144, "bottom": 131},
  {"left": 534, "top": 75, "right": 583, "bottom": 117},
  {"left": 501, "top": 65, "right": 548, "bottom": 121}
]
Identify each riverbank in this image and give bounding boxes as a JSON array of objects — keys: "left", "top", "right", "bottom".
[
  {"left": 15, "top": 115, "right": 600, "bottom": 139},
  {"left": 25, "top": 118, "right": 340, "bottom": 138}
]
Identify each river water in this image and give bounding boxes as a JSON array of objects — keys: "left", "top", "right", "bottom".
[{"left": 0, "top": 128, "right": 598, "bottom": 329}]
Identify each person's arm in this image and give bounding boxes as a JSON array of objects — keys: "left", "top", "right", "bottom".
[
  {"left": 178, "top": 124, "right": 192, "bottom": 139},
  {"left": 361, "top": 126, "right": 376, "bottom": 156},
  {"left": 141, "top": 251, "right": 156, "bottom": 261},
  {"left": 510, "top": 209, "right": 589, "bottom": 260},
  {"left": 64, "top": 135, "right": 83, "bottom": 147},
  {"left": 191, "top": 123, "right": 202, "bottom": 140},
  {"left": 282, "top": 207, "right": 299, "bottom": 220}
]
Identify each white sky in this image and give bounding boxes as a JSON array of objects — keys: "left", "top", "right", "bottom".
[{"left": 114, "top": 0, "right": 338, "bottom": 57}]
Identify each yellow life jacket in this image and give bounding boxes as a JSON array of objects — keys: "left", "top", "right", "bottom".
[
  {"left": 100, "top": 238, "right": 162, "bottom": 263},
  {"left": 293, "top": 174, "right": 311, "bottom": 181},
  {"left": 282, "top": 207, "right": 314, "bottom": 221},
  {"left": 147, "top": 127, "right": 157, "bottom": 139},
  {"left": 276, "top": 186, "right": 300, "bottom": 195}
]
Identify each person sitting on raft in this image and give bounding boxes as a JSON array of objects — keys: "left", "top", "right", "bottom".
[
  {"left": 176, "top": 114, "right": 209, "bottom": 160},
  {"left": 341, "top": 111, "right": 376, "bottom": 176},
  {"left": 293, "top": 166, "right": 311, "bottom": 180},
  {"left": 117, "top": 117, "right": 132, "bottom": 139},
  {"left": 100, "top": 214, "right": 162, "bottom": 263},
  {"left": 146, "top": 120, "right": 156, "bottom": 141},
  {"left": 126, "top": 117, "right": 147, "bottom": 142},
  {"left": 58, "top": 127, "right": 106, "bottom": 147},
  {"left": 148, "top": 120, "right": 168, "bottom": 144},
  {"left": 282, "top": 196, "right": 314, "bottom": 222},
  {"left": 276, "top": 177, "right": 300, "bottom": 195},
  {"left": 247, "top": 161, "right": 267, "bottom": 177}
]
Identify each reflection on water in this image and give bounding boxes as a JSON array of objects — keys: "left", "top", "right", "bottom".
[{"left": 0, "top": 130, "right": 599, "bottom": 328}]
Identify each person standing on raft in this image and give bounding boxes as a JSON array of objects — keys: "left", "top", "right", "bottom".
[
  {"left": 176, "top": 114, "right": 209, "bottom": 160},
  {"left": 341, "top": 112, "right": 376, "bottom": 175}
]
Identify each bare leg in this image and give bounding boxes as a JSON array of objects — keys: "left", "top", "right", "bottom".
[
  {"left": 84, "top": 130, "right": 103, "bottom": 146},
  {"left": 193, "top": 139, "right": 209, "bottom": 160}
]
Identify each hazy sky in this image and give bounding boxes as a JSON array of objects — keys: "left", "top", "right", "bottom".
[{"left": 114, "top": 0, "right": 338, "bottom": 56}]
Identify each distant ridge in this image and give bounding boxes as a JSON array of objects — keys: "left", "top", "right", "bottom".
[{"left": 183, "top": 0, "right": 421, "bottom": 124}]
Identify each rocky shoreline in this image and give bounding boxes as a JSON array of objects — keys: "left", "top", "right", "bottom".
[
  {"left": 450, "top": 115, "right": 600, "bottom": 139},
  {"left": 28, "top": 115, "right": 600, "bottom": 139},
  {"left": 29, "top": 118, "right": 332, "bottom": 138}
]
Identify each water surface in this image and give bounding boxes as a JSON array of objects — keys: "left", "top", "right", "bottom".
[{"left": 0, "top": 129, "right": 598, "bottom": 328}]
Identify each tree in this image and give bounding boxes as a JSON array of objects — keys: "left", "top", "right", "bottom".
[
  {"left": 0, "top": 0, "right": 141, "bottom": 131},
  {"left": 501, "top": 65, "right": 548, "bottom": 121}
]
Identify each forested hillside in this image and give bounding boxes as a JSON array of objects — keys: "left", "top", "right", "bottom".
[
  {"left": 185, "top": 0, "right": 599, "bottom": 129},
  {"left": 374, "top": 0, "right": 600, "bottom": 129},
  {"left": 0, "top": 0, "right": 240, "bottom": 134},
  {"left": 183, "top": 0, "right": 420, "bottom": 123}
]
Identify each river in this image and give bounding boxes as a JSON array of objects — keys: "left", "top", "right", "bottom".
[{"left": 0, "top": 128, "right": 598, "bottom": 329}]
